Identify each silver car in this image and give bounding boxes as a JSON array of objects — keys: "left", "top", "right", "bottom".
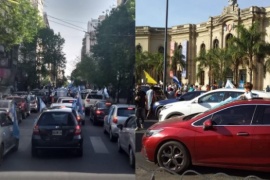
[
  {"left": 0, "top": 111, "right": 19, "bottom": 163},
  {"left": 103, "top": 104, "right": 135, "bottom": 142},
  {"left": 117, "top": 114, "right": 136, "bottom": 168}
]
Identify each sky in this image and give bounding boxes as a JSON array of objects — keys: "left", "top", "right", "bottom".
[
  {"left": 44, "top": 0, "right": 116, "bottom": 77},
  {"left": 136, "top": 0, "right": 270, "bottom": 27}
]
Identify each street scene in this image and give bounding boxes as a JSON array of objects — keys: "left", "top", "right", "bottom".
[
  {"left": 135, "top": 0, "right": 270, "bottom": 179},
  {"left": 0, "top": 101, "right": 135, "bottom": 180}
]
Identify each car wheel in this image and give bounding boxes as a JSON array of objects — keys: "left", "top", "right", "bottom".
[
  {"left": 0, "top": 144, "right": 4, "bottom": 165},
  {"left": 77, "top": 147, "right": 83, "bottom": 157},
  {"left": 109, "top": 128, "right": 116, "bottom": 142},
  {"left": 31, "top": 146, "right": 38, "bottom": 157},
  {"left": 22, "top": 112, "right": 26, "bottom": 119},
  {"left": 129, "top": 148, "right": 135, "bottom": 168},
  {"left": 117, "top": 138, "right": 123, "bottom": 153},
  {"left": 157, "top": 141, "right": 190, "bottom": 174},
  {"left": 13, "top": 139, "right": 19, "bottom": 152}
]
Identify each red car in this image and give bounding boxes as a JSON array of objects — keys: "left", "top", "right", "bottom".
[{"left": 142, "top": 98, "right": 270, "bottom": 173}]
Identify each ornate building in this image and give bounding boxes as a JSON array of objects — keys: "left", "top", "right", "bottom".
[{"left": 136, "top": 2, "right": 270, "bottom": 90}]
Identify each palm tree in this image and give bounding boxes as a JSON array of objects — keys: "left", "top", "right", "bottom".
[
  {"left": 135, "top": 50, "right": 149, "bottom": 83},
  {"left": 170, "top": 48, "right": 186, "bottom": 79},
  {"left": 147, "top": 52, "right": 164, "bottom": 83},
  {"left": 231, "top": 21, "right": 270, "bottom": 83}
]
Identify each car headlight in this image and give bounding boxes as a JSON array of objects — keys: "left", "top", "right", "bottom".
[
  {"left": 162, "top": 104, "right": 173, "bottom": 110},
  {"left": 145, "top": 129, "right": 164, "bottom": 137},
  {"left": 154, "top": 102, "right": 160, "bottom": 106}
]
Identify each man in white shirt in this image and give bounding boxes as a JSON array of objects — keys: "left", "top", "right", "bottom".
[{"left": 146, "top": 86, "right": 154, "bottom": 119}]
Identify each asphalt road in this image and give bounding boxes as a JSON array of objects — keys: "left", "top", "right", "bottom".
[
  {"left": 136, "top": 119, "right": 270, "bottom": 180},
  {"left": 0, "top": 112, "right": 135, "bottom": 180}
]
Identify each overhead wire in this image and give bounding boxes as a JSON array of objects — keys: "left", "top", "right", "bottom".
[
  {"left": 48, "top": 20, "right": 86, "bottom": 33},
  {"left": 47, "top": 15, "right": 87, "bottom": 30}
]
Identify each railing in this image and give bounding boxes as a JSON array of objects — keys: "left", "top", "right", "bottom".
[{"left": 137, "top": 165, "right": 265, "bottom": 180}]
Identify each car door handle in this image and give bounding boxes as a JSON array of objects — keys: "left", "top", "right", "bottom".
[{"left": 237, "top": 132, "right": 249, "bottom": 136}]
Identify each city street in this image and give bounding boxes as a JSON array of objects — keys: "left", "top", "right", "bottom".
[
  {"left": 0, "top": 112, "right": 135, "bottom": 180},
  {"left": 135, "top": 120, "right": 270, "bottom": 180}
]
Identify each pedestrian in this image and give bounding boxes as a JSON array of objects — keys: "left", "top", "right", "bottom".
[
  {"left": 167, "top": 87, "right": 175, "bottom": 99},
  {"left": 240, "top": 82, "right": 253, "bottom": 100},
  {"left": 175, "top": 87, "right": 182, "bottom": 98},
  {"left": 134, "top": 84, "right": 147, "bottom": 131},
  {"left": 146, "top": 85, "right": 155, "bottom": 120}
]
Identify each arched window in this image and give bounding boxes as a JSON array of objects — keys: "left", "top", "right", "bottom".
[
  {"left": 136, "top": 44, "right": 142, "bottom": 53},
  {"left": 213, "top": 39, "right": 219, "bottom": 49},
  {"left": 158, "top": 46, "right": 164, "bottom": 54},
  {"left": 200, "top": 43, "right": 206, "bottom": 53},
  {"left": 226, "top": 33, "right": 233, "bottom": 48}
]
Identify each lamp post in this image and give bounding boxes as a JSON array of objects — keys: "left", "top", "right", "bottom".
[{"left": 163, "top": 0, "right": 169, "bottom": 93}]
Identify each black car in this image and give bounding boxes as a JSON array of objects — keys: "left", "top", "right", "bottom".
[
  {"left": 89, "top": 100, "right": 112, "bottom": 125},
  {"left": 31, "top": 108, "right": 83, "bottom": 157}
]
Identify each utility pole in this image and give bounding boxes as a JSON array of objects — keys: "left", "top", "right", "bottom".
[{"left": 163, "top": 0, "right": 169, "bottom": 93}]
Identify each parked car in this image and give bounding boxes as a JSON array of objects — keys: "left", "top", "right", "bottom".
[
  {"left": 89, "top": 100, "right": 112, "bottom": 125},
  {"left": 117, "top": 114, "right": 136, "bottom": 168},
  {"left": 159, "top": 88, "right": 270, "bottom": 122},
  {"left": 0, "top": 111, "right": 19, "bottom": 163},
  {"left": 0, "top": 100, "right": 23, "bottom": 123},
  {"left": 103, "top": 104, "right": 135, "bottom": 142},
  {"left": 142, "top": 98, "right": 270, "bottom": 173},
  {"left": 6, "top": 96, "right": 30, "bottom": 119},
  {"left": 84, "top": 91, "right": 104, "bottom": 115},
  {"left": 140, "top": 85, "right": 166, "bottom": 101},
  {"left": 29, "top": 95, "right": 39, "bottom": 112},
  {"left": 49, "top": 103, "right": 85, "bottom": 125},
  {"left": 152, "top": 91, "right": 206, "bottom": 118},
  {"left": 31, "top": 108, "right": 83, "bottom": 157}
]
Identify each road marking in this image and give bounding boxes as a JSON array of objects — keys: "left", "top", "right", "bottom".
[{"left": 89, "top": 136, "right": 109, "bottom": 154}]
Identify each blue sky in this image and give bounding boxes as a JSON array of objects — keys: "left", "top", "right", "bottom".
[
  {"left": 136, "top": 0, "right": 270, "bottom": 27},
  {"left": 44, "top": 0, "right": 116, "bottom": 76}
]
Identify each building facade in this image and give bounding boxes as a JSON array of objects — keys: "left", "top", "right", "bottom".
[{"left": 136, "top": 3, "right": 270, "bottom": 90}]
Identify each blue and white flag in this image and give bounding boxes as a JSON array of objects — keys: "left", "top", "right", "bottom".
[
  {"left": 39, "top": 97, "right": 47, "bottom": 112},
  {"left": 172, "top": 76, "right": 182, "bottom": 88},
  {"left": 76, "top": 93, "right": 84, "bottom": 114},
  {"left": 11, "top": 103, "right": 20, "bottom": 139}
]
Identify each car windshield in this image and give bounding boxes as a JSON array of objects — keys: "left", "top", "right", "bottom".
[
  {"left": 38, "top": 112, "right": 75, "bottom": 126},
  {"left": 206, "top": 96, "right": 241, "bottom": 112},
  {"left": 88, "top": 94, "right": 103, "bottom": 99},
  {"left": 117, "top": 107, "right": 135, "bottom": 117},
  {"left": 182, "top": 112, "right": 202, "bottom": 121}
]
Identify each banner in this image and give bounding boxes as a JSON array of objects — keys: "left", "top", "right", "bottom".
[
  {"left": 182, "top": 40, "right": 188, "bottom": 78},
  {"left": 143, "top": 70, "right": 157, "bottom": 84}
]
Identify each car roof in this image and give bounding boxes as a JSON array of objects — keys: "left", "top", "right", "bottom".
[
  {"left": 43, "top": 108, "right": 72, "bottom": 112},
  {"left": 112, "top": 104, "right": 135, "bottom": 108}
]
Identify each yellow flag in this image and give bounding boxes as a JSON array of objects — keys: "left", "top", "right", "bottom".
[{"left": 143, "top": 70, "right": 157, "bottom": 84}]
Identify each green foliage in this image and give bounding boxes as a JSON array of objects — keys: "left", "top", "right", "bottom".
[{"left": 0, "top": 0, "right": 44, "bottom": 48}]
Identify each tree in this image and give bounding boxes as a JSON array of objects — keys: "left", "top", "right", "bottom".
[
  {"left": 0, "top": 0, "right": 43, "bottom": 48},
  {"left": 231, "top": 21, "right": 270, "bottom": 83}
]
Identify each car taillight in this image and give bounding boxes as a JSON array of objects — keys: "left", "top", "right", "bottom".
[
  {"left": 74, "top": 125, "right": 81, "bottom": 135},
  {"left": 113, "top": 116, "right": 118, "bottom": 124},
  {"left": 86, "top": 100, "right": 90, "bottom": 103},
  {"left": 77, "top": 116, "right": 81, "bottom": 121},
  {"left": 96, "top": 110, "right": 103, "bottom": 115},
  {"left": 127, "top": 107, "right": 133, "bottom": 110},
  {"left": 33, "top": 125, "right": 39, "bottom": 135}
]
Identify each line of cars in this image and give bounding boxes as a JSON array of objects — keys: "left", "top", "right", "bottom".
[
  {"left": 87, "top": 97, "right": 136, "bottom": 168},
  {"left": 141, "top": 88, "right": 270, "bottom": 173}
]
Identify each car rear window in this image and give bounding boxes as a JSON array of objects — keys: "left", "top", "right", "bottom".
[
  {"left": 87, "top": 95, "right": 103, "bottom": 99},
  {"left": 80, "top": 93, "right": 88, "bottom": 99},
  {"left": 98, "top": 102, "right": 111, "bottom": 109},
  {"left": 38, "top": 112, "right": 75, "bottom": 126},
  {"left": 117, "top": 107, "right": 135, "bottom": 117},
  {"left": 0, "top": 102, "right": 9, "bottom": 108},
  {"left": 62, "top": 99, "right": 76, "bottom": 103}
]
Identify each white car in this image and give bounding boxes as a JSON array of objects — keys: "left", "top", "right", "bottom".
[{"left": 159, "top": 88, "right": 270, "bottom": 122}]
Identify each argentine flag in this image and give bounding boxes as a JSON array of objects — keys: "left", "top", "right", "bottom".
[{"left": 11, "top": 103, "right": 20, "bottom": 139}]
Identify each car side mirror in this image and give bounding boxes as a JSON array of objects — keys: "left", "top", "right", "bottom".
[
  {"left": 203, "top": 119, "right": 213, "bottom": 131},
  {"left": 117, "top": 124, "right": 123, "bottom": 130}
]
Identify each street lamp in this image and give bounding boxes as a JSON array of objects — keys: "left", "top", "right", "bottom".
[{"left": 163, "top": 0, "right": 169, "bottom": 93}]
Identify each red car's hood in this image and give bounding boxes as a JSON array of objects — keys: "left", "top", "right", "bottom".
[{"left": 149, "top": 116, "right": 186, "bottom": 130}]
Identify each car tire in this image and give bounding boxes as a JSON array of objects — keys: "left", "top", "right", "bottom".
[
  {"left": 31, "top": 146, "right": 38, "bottom": 157},
  {"left": 117, "top": 138, "right": 123, "bottom": 153},
  {"left": 109, "top": 128, "right": 116, "bottom": 142},
  {"left": 0, "top": 144, "right": 4, "bottom": 165},
  {"left": 129, "top": 148, "right": 135, "bottom": 168},
  {"left": 157, "top": 141, "right": 190, "bottom": 174},
  {"left": 77, "top": 147, "right": 83, "bottom": 157},
  {"left": 13, "top": 139, "right": 19, "bottom": 152}
]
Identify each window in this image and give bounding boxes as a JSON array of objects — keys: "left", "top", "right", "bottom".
[
  {"left": 213, "top": 39, "right": 219, "bottom": 49},
  {"left": 253, "top": 105, "right": 270, "bottom": 125},
  {"left": 117, "top": 107, "right": 135, "bottom": 117},
  {"left": 126, "top": 116, "right": 136, "bottom": 128},
  {"left": 199, "top": 92, "right": 225, "bottom": 103},
  {"left": 223, "top": 91, "right": 243, "bottom": 100},
  {"left": 38, "top": 112, "right": 75, "bottom": 126},
  {"left": 212, "top": 105, "right": 256, "bottom": 125},
  {"left": 136, "top": 44, "right": 142, "bottom": 53},
  {"left": 158, "top": 46, "right": 164, "bottom": 54},
  {"left": 193, "top": 114, "right": 212, "bottom": 126}
]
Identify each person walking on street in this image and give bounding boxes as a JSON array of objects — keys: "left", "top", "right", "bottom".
[
  {"left": 146, "top": 85, "right": 154, "bottom": 120},
  {"left": 134, "top": 84, "right": 147, "bottom": 131}
]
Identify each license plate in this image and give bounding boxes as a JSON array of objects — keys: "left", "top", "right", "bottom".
[{"left": 52, "top": 130, "right": 62, "bottom": 136}]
